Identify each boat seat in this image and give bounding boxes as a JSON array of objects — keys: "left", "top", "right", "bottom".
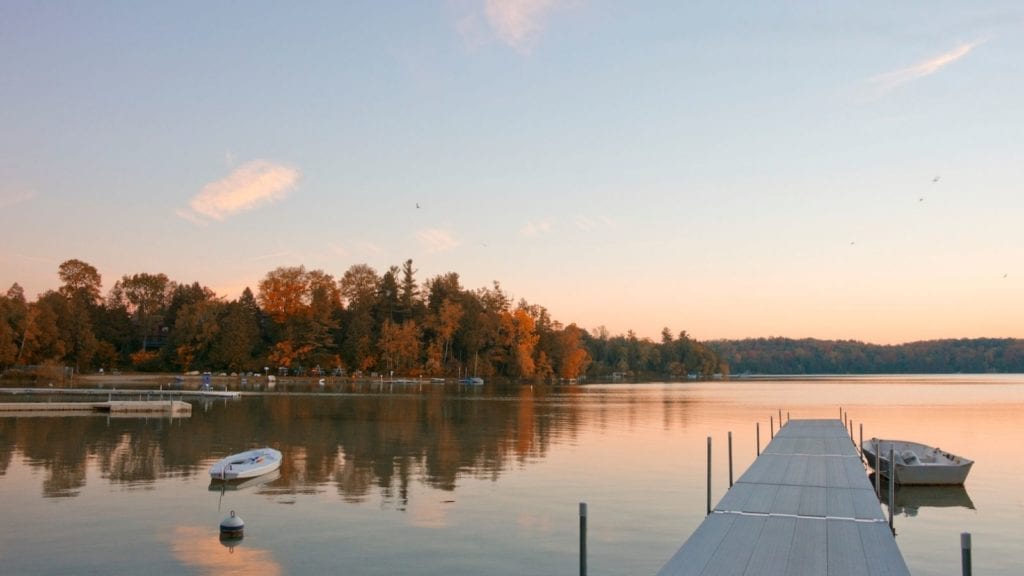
[{"left": 900, "top": 449, "right": 920, "bottom": 465}]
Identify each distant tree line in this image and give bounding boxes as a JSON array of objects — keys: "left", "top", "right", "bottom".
[
  {"left": 708, "top": 337, "right": 1024, "bottom": 374},
  {"left": 0, "top": 259, "right": 724, "bottom": 382}
]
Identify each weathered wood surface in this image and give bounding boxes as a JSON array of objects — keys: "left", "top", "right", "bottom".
[
  {"left": 657, "top": 419, "right": 910, "bottom": 576},
  {"left": 0, "top": 400, "right": 191, "bottom": 416}
]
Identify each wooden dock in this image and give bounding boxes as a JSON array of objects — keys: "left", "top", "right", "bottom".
[
  {"left": 0, "top": 400, "right": 192, "bottom": 417},
  {"left": 656, "top": 419, "right": 909, "bottom": 576}
]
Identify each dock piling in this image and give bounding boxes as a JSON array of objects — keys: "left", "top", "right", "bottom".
[
  {"left": 961, "top": 532, "right": 972, "bottom": 576},
  {"left": 770, "top": 416, "right": 774, "bottom": 439},
  {"left": 888, "top": 444, "right": 896, "bottom": 533},
  {"left": 706, "top": 437, "right": 712, "bottom": 516},
  {"left": 875, "top": 440, "right": 881, "bottom": 496},
  {"left": 579, "top": 502, "right": 588, "bottom": 576},
  {"left": 728, "top": 431, "right": 733, "bottom": 488},
  {"left": 756, "top": 422, "right": 760, "bottom": 456}
]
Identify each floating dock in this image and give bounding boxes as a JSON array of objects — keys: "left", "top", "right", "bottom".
[
  {"left": 0, "top": 387, "right": 238, "bottom": 398},
  {"left": 656, "top": 419, "right": 909, "bottom": 576},
  {"left": 0, "top": 400, "right": 192, "bottom": 417}
]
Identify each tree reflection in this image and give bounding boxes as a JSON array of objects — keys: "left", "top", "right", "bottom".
[{"left": 0, "top": 383, "right": 669, "bottom": 505}]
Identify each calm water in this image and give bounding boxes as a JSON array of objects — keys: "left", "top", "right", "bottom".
[{"left": 1, "top": 376, "right": 1022, "bottom": 575}]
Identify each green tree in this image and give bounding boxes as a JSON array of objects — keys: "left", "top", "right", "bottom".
[
  {"left": 210, "top": 298, "right": 261, "bottom": 371},
  {"left": 112, "top": 272, "right": 172, "bottom": 352}
]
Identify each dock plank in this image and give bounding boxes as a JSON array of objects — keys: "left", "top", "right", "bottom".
[{"left": 655, "top": 420, "right": 910, "bottom": 576}]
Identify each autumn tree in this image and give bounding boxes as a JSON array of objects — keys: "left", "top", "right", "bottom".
[
  {"left": 379, "top": 319, "right": 421, "bottom": 374},
  {"left": 505, "top": 304, "right": 539, "bottom": 378},
  {"left": 553, "top": 324, "right": 591, "bottom": 379},
  {"left": 258, "top": 266, "right": 341, "bottom": 371},
  {"left": 57, "top": 259, "right": 102, "bottom": 305}
]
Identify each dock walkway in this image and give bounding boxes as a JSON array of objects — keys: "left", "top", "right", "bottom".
[
  {"left": 656, "top": 419, "right": 909, "bottom": 576},
  {"left": 0, "top": 400, "right": 192, "bottom": 417}
]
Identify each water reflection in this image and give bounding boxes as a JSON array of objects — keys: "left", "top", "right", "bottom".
[
  {"left": 869, "top": 476, "right": 976, "bottom": 517},
  {"left": 0, "top": 384, "right": 600, "bottom": 502},
  {"left": 169, "top": 526, "right": 282, "bottom": 576},
  {"left": 209, "top": 469, "right": 281, "bottom": 492}
]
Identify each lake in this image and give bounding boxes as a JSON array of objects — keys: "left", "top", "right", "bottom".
[{"left": 1, "top": 375, "right": 1021, "bottom": 575}]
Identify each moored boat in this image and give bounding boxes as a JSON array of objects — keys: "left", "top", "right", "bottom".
[
  {"left": 209, "top": 447, "right": 282, "bottom": 480},
  {"left": 863, "top": 438, "right": 972, "bottom": 485}
]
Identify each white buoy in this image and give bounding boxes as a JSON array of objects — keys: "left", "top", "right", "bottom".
[{"left": 220, "top": 510, "right": 244, "bottom": 538}]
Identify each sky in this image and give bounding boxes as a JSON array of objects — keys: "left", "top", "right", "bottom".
[{"left": 2, "top": 1, "right": 1022, "bottom": 345}]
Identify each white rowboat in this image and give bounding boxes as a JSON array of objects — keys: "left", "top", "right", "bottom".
[
  {"left": 863, "top": 438, "right": 972, "bottom": 485},
  {"left": 209, "top": 447, "right": 282, "bottom": 480}
]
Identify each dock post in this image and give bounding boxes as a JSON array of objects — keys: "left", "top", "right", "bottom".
[
  {"left": 961, "top": 532, "right": 972, "bottom": 576},
  {"left": 770, "top": 416, "right": 774, "bottom": 439},
  {"left": 874, "top": 440, "right": 881, "bottom": 496},
  {"left": 728, "top": 431, "right": 734, "bottom": 487},
  {"left": 756, "top": 422, "right": 760, "bottom": 456},
  {"left": 859, "top": 423, "right": 863, "bottom": 456},
  {"left": 888, "top": 444, "right": 896, "bottom": 533},
  {"left": 579, "top": 502, "right": 587, "bottom": 576},
  {"left": 706, "top": 436, "right": 712, "bottom": 516},
  {"left": 848, "top": 419, "right": 853, "bottom": 443},
  {"left": 778, "top": 409, "right": 782, "bottom": 428}
]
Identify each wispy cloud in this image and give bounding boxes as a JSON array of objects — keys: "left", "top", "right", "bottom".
[
  {"left": 574, "top": 215, "right": 596, "bottom": 231},
  {"left": 870, "top": 40, "right": 985, "bottom": 96},
  {"left": 417, "top": 228, "right": 461, "bottom": 252},
  {"left": 179, "top": 160, "right": 300, "bottom": 224},
  {"left": 250, "top": 251, "right": 296, "bottom": 262},
  {"left": 484, "top": 0, "right": 567, "bottom": 50},
  {"left": 0, "top": 189, "right": 37, "bottom": 209},
  {"left": 521, "top": 219, "right": 554, "bottom": 236},
  {"left": 575, "top": 214, "right": 616, "bottom": 232}
]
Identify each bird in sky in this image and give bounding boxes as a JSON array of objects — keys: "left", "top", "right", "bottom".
[
  {"left": 416, "top": 202, "right": 420, "bottom": 209},
  {"left": 932, "top": 176, "right": 940, "bottom": 183},
  {"left": 918, "top": 197, "right": 925, "bottom": 202}
]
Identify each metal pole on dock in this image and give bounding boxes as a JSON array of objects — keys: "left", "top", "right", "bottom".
[
  {"left": 849, "top": 419, "right": 854, "bottom": 443},
  {"left": 579, "top": 502, "right": 587, "bottom": 576},
  {"left": 778, "top": 409, "right": 782, "bottom": 427},
  {"left": 874, "top": 439, "right": 881, "bottom": 496},
  {"left": 888, "top": 444, "right": 896, "bottom": 533},
  {"left": 706, "top": 436, "right": 712, "bottom": 516},
  {"left": 728, "top": 431, "right": 734, "bottom": 488},
  {"left": 756, "top": 422, "right": 760, "bottom": 456},
  {"left": 859, "top": 423, "right": 863, "bottom": 457},
  {"left": 770, "top": 416, "right": 774, "bottom": 439},
  {"left": 961, "top": 532, "right": 972, "bottom": 576}
]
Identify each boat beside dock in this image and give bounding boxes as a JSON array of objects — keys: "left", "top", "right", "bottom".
[{"left": 656, "top": 419, "right": 909, "bottom": 576}]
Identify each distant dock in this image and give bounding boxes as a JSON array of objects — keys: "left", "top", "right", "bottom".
[
  {"left": 0, "top": 387, "right": 239, "bottom": 398},
  {"left": 0, "top": 399, "right": 192, "bottom": 417},
  {"left": 656, "top": 419, "right": 910, "bottom": 575}
]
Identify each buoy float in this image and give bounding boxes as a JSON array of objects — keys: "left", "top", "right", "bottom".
[{"left": 220, "top": 510, "right": 244, "bottom": 538}]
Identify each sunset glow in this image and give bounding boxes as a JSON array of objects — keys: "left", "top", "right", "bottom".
[{"left": 1, "top": 3, "right": 1020, "bottom": 345}]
